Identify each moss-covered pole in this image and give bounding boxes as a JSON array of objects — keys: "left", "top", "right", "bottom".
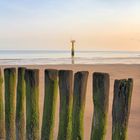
[
  {"left": 4, "top": 68, "right": 17, "bottom": 140},
  {"left": 16, "top": 68, "right": 26, "bottom": 140},
  {"left": 0, "top": 69, "right": 5, "bottom": 139},
  {"left": 72, "top": 71, "right": 89, "bottom": 140},
  {"left": 57, "top": 70, "right": 73, "bottom": 140},
  {"left": 25, "top": 69, "right": 39, "bottom": 140},
  {"left": 112, "top": 79, "right": 133, "bottom": 140},
  {"left": 41, "top": 69, "right": 58, "bottom": 140},
  {"left": 90, "top": 72, "right": 110, "bottom": 140}
]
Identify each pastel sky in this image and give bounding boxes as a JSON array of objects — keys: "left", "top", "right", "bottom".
[{"left": 0, "top": 0, "right": 140, "bottom": 51}]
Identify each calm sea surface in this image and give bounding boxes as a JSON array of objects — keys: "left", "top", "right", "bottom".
[{"left": 0, "top": 50, "right": 140, "bottom": 65}]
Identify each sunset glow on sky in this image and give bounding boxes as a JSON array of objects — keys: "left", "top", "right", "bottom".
[{"left": 0, "top": 0, "right": 140, "bottom": 51}]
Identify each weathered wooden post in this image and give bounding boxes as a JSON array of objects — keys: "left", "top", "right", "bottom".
[
  {"left": 90, "top": 72, "right": 110, "bottom": 140},
  {"left": 70, "top": 40, "right": 75, "bottom": 64},
  {"left": 41, "top": 69, "right": 58, "bottom": 140},
  {"left": 4, "top": 68, "right": 17, "bottom": 140},
  {"left": 57, "top": 70, "right": 73, "bottom": 140},
  {"left": 25, "top": 69, "right": 39, "bottom": 140},
  {"left": 72, "top": 71, "right": 89, "bottom": 140},
  {"left": 71, "top": 40, "right": 75, "bottom": 58},
  {"left": 0, "top": 69, "right": 5, "bottom": 139},
  {"left": 112, "top": 79, "right": 133, "bottom": 140},
  {"left": 16, "top": 68, "right": 26, "bottom": 140}
]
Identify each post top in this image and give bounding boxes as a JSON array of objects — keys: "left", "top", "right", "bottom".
[{"left": 71, "top": 40, "right": 76, "bottom": 43}]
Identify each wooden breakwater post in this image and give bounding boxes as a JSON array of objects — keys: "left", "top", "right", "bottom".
[
  {"left": 91, "top": 72, "right": 110, "bottom": 140},
  {"left": 4, "top": 68, "right": 17, "bottom": 140},
  {"left": 57, "top": 70, "right": 73, "bottom": 140},
  {"left": 41, "top": 69, "right": 58, "bottom": 140},
  {"left": 112, "top": 79, "right": 133, "bottom": 140},
  {"left": 16, "top": 68, "right": 26, "bottom": 140},
  {"left": 72, "top": 71, "right": 89, "bottom": 140},
  {"left": 0, "top": 69, "right": 5, "bottom": 139},
  {"left": 25, "top": 69, "right": 39, "bottom": 140}
]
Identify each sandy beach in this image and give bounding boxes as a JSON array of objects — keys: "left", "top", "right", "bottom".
[{"left": 2, "top": 64, "right": 140, "bottom": 140}]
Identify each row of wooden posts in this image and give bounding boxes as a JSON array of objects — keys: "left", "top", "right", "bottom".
[{"left": 0, "top": 68, "right": 133, "bottom": 140}]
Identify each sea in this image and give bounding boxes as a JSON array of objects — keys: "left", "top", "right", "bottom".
[{"left": 0, "top": 50, "right": 140, "bottom": 65}]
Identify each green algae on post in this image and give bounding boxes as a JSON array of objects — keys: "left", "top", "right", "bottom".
[
  {"left": 91, "top": 72, "right": 110, "bottom": 140},
  {"left": 72, "top": 71, "right": 89, "bottom": 140},
  {"left": 16, "top": 68, "right": 26, "bottom": 140},
  {"left": 0, "top": 69, "right": 5, "bottom": 139},
  {"left": 41, "top": 69, "right": 58, "bottom": 140},
  {"left": 25, "top": 69, "right": 39, "bottom": 140},
  {"left": 4, "top": 68, "right": 17, "bottom": 140},
  {"left": 112, "top": 79, "right": 133, "bottom": 140},
  {"left": 57, "top": 70, "right": 73, "bottom": 140}
]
